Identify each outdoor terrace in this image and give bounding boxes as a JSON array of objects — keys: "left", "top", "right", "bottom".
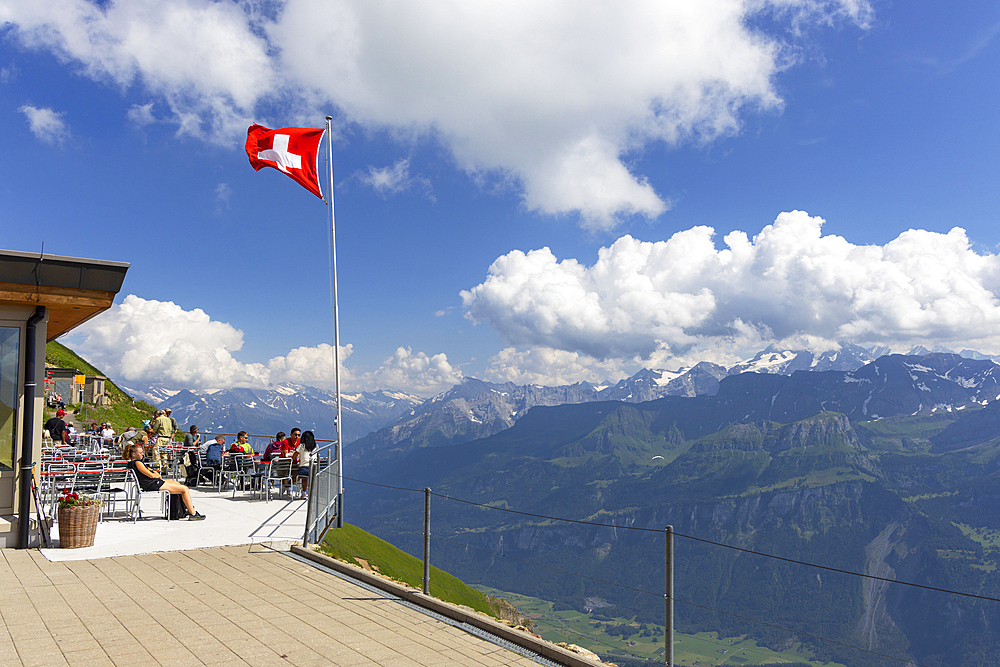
[{"left": 11, "top": 481, "right": 596, "bottom": 667}]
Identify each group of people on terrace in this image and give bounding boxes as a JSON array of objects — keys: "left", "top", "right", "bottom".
[
  {"left": 43, "top": 402, "right": 322, "bottom": 522},
  {"left": 181, "top": 425, "right": 317, "bottom": 498}
]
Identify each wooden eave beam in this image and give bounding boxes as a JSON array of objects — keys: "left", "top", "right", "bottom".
[{"left": 0, "top": 281, "right": 117, "bottom": 340}]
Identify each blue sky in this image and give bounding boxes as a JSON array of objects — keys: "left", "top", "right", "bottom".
[{"left": 2, "top": 1, "right": 1000, "bottom": 396}]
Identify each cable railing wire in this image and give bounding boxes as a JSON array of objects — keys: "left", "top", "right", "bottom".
[
  {"left": 350, "top": 508, "right": 660, "bottom": 599},
  {"left": 348, "top": 513, "right": 813, "bottom": 665},
  {"left": 341, "top": 473, "right": 1000, "bottom": 604}
]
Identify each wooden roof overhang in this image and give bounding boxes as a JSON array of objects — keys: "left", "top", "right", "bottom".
[{"left": 0, "top": 250, "right": 129, "bottom": 340}]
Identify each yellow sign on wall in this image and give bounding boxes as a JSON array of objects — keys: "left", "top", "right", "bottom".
[{"left": 74, "top": 374, "right": 86, "bottom": 385}]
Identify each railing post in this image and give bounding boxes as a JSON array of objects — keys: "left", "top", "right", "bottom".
[
  {"left": 302, "top": 461, "right": 317, "bottom": 547},
  {"left": 335, "top": 439, "right": 343, "bottom": 528},
  {"left": 423, "top": 487, "right": 431, "bottom": 595},
  {"left": 665, "top": 525, "right": 674, "bottom": 667}
]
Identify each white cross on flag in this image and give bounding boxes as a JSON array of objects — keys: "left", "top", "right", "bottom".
[{"left": 245, "top": 124, "right": 326, "bottom": 199}]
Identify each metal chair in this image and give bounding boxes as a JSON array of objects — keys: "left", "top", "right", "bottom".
[
  {"left": 74, "top": 461, "right": 105, "bottom": 495},
  {"left": 96, "top": 464, "right": 132, "bottom": 521},
  {"left": 231, "top": 454, "right": 261, "bottom": 497},
  {"left": 215, "top": 454, "right": 239, "bottom": 492},
  {"left": 124, "top": 469, "right": 169, "bottom": 522},
  {"left": 263, "top": 458, "right": 294, "bottom": 502},
  {"left": 199, "top": 450, "right": 222, "bottom": 489},
  {"left": 41, "top": 462, "right": 76, "bottom": 519}
]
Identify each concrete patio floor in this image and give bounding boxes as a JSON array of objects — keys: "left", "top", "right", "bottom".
[
  {"left": 40, "top": 486, "right": 308, "bottom": 562},
  {"left": 12, "top": 486, "right": 599, "bottom": 666},
  {"left": 0, "top": 544, "right": 550, "bottom": 666}
]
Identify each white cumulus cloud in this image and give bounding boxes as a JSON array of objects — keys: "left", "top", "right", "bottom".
[
  {"left": 64, "top": 295, "right": 269, "bottom": 388},
  {"left": 18, "top": 104, "right": 70, "bottom": 145},
  {"left": 0, "top": 0, "right": 870, "bottom": 227},
  {"left": 266, "top": 342, "right": 355, "bottom": 389},
  {"left": 2, "top": 0, "right": 277, "bottom": 139},
  {"left": 484, "top": 347, "right": 626, "bottom": 387},
  {"left": 63, "top": 295, "right": 461, "bottom": 396},
  {"left": 462, "top": 211, "right": 1000, "bottom": 370},
  {"left": 363, "top": 347, "right": 464, "bottom": 397}
]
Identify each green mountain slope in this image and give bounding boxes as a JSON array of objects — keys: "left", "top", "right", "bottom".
[
  {"left": 44, "top": 340, "right": 154, "bottom": 428},
  {"left": 349, "top": 400, "right": 1000, "bottom": 667}
]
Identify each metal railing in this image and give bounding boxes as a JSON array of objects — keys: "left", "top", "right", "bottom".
[{"left": 304, "top": 441, "right": 341, "bottom": 546}]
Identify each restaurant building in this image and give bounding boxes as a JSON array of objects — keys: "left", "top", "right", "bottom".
[{"left": 0, "top": 249, "right": 128, "bottom": 548}]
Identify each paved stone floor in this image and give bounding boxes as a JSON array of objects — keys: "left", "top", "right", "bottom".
[
  {"left": 0, "top": 545, "right": 543, "bottom": 666},
  {"left": 39, "top": 486, "right": 308, "bottom": 561}
]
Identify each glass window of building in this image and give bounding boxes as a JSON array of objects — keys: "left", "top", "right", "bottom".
[{"left": 0, "top": 327, "right": 19, "bottom": 470}]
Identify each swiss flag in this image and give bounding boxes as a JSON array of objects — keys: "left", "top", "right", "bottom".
[{"left": 245, "top": 124, "right": 326, "bottom": 199}]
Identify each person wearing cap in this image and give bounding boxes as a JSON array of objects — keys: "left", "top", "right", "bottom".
[
  {"left": 125, "top": 426, "right": 154, "bottom": 447},
  {"left": 44, "top": 411, "right": 67, "bottom": 443},
  {"left": 151, "top": 409, "right": 173, "bottom": 471}
]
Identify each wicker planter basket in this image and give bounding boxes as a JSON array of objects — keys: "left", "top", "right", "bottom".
[{"left": 57, "top": 504, "right": 99, "bottom": 549}]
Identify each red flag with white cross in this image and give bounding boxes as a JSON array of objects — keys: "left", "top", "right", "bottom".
[{"left": 245, "top": 124, "right": 326, "bottom": 199}]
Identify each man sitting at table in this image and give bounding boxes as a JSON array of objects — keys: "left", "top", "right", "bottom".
[
  {"left": 199, "top": 435, "right": 225, "bottom": 484},
  {"left": 280, "top": 428, "right": 301, "bottom": 457},
  {"left": 205, "top": 435, "right": 225, "bottom": 465},
  {"left": 183, "top": 425, "right": 200, "bottom": 450},
  {"left": 230, "top": 431, "right": 253, "bottom": 454}
]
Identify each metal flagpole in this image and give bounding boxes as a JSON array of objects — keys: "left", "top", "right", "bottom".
[{"left": 325, "top": 115, "right": 345, "bottom": 529}]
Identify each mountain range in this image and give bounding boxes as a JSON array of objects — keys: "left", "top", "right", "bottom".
[
  {"left": 120, "top": 382, "right": 423, "bottom": 446},
  {"left": 124, "top": 342, "right": 889, "bottom": 449},
  {"left": 344, "top": 353, "right": 1000, "bottom": 667}
]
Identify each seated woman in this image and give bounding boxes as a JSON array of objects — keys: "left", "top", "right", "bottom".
[
  {"left": 292, "top": 431, "right": 318, "bottom": 499},
  {"left": 123, "top": 443, "right": 205, "bottom": 521}
]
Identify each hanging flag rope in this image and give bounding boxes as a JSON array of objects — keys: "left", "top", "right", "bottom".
[{"left": 245, "top": 124, "right": 326, "bottom": 199}]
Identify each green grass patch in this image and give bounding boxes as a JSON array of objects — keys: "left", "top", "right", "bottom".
[
  {"left": 45, "top": 341, "right": 157, "bottom": 433},
  {"left": 319, "top": 523, "right": 496, "bottom": 617},
  {"left": 856, "top": 412, "right": 960, "bottom": 453},
  {"left": 955, "top": 522, "right": 1000, "bottom": 549},
  {"left": 951, "top": 523, "right": 1000, "bottom": 572},
  {"left": 903, "top": 491, "right": 957, "bottom": 503}
]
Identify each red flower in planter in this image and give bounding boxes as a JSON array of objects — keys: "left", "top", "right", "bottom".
[{"left": 57, "top": 490, "right": 101, "bottom": 508}]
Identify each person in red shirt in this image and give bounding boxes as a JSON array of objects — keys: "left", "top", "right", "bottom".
[{"left": 280, "top": 428, "right": 301, "bottom": 457}]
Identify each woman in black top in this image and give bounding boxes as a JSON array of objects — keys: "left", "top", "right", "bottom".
[{"left": 124, "top": 443, "right": 205, "bottom": 520}]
